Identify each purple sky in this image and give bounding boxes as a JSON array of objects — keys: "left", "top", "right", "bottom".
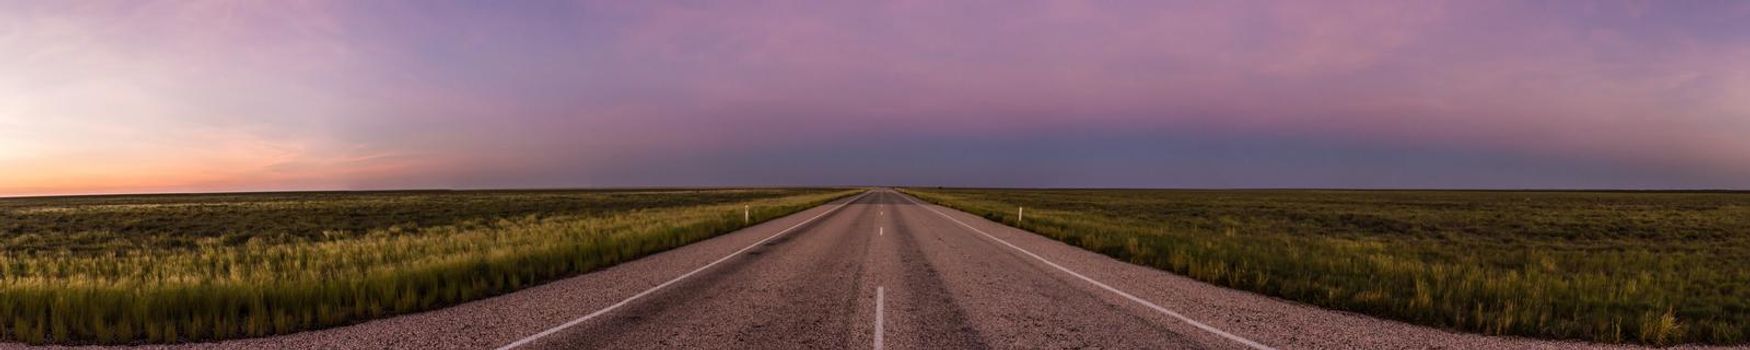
[{"left": 3, "top": 1, "right": 1749, "bottom": 196}]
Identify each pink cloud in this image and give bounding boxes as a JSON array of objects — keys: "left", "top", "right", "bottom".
[
  {"left": 586, "top": 0, "right": 1750, "bottom": 174},
  {"left": 3, "top": 1, "right": 1747, "bottom": 195}
]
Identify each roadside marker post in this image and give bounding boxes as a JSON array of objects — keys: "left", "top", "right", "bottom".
[
  {"left": 744, "top": 205, "right": 750, "bottom": 224},
  {"left": 496, "top": 192, "right": 873, "bottom": 350},
  {"left": 1018, "top": 207, "right": 1024, "bottom": 224},
  {"left": 898, "top": 194, "right": 1275, "bottom": 350}
]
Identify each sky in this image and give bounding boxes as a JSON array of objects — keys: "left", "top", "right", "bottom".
[{"left": 2, "top": 1, "right": 1748, "bottom": 196}]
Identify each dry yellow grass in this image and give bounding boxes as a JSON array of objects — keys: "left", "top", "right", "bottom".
[
  {"left": 0, "top": 189, "right": 858, "bottom": 344},
  {"left": 903, "top": 188, "right": 1749, "bottom": 345}
]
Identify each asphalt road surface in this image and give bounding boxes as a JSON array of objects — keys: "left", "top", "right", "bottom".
[
  {"left": 15, "top": 189, "right": 1726, "bottom": 349},
  {"left": 500, "top": 189, "right": 1240, "bottom": 350}
]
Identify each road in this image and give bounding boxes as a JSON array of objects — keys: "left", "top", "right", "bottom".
[
  {"left": 499, "top": 189, "right": 1240, "bottom": 349},
  {"left": 19, "top": 189, "right": 1717, "bottom": 349}
]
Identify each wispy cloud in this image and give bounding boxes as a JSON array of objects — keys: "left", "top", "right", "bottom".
[{"left": 2, "top": 0, "right": 1746, "bottom": 195}]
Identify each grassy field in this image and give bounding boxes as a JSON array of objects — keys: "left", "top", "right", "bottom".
[
  {"left": 901, "top": 188, "right": 1749, "bottom": 345},
  {"left": 0, "top": 188, "right": 859, "bottom": 345}
]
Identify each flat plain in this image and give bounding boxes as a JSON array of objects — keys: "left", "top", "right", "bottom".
[
  {"left": 0, "top": 188, "right": 855, "bottom": 345},
  {"left": 901, "top": 188, "right": 1750, "bottom": 345},
  {"left": 6, "top": 187, "right": 1745, "bottom": 348}
]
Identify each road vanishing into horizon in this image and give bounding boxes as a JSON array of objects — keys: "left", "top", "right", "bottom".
[
  {"left": 495, "top": 189, "right": 1258, "bottom": 350},
  {"left": 22, "top": 189, "right": 1714, "bottom": 350}
]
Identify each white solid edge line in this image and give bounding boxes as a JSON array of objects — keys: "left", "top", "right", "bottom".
[
  {"left": 897, "top": 193, "right": 1277, "bottom": 350},
  {"left": 874, "top": 286, "right": 886, "bottom": 350},
  {"left": 495, "top": 191, "right": 873, "bottom": 350}
]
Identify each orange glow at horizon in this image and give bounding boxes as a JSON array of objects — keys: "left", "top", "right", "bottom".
[{"left": 3, "top": 1, "right": 1748, "bottom": 194}]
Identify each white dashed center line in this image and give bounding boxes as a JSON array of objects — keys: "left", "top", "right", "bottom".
[{"left": 874, "top": 286, "right": 886, "bottom": 350}]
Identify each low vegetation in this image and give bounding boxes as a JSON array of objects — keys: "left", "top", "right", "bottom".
[
  {"left": 901, "top": 188, "right": 1749, "bottom": 345},
  {"left": 0, "top": 188, "right": 858, "bottom": 345}
]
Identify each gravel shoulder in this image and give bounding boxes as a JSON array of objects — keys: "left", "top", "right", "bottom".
[
  {"left": 896, "top": 191, "right": 1744, "bottom": 350},
  {"left": 7, "top": 190, "right": 1741, "bottom": 350},
  {"left": 0, "top": 195, "right": 870, "bottom": 350}
]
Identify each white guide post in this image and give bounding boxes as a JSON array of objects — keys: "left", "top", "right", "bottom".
[
  {"left": 1018, "top": 206, "right": 1024, "bottom": 224},
  {"left": 744, "top": 205, "right": 750, "bottom": 224}
]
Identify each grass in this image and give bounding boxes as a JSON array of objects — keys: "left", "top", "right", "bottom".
[
  {"left": 900, "top": 188, "right": 1750, "bottom": 346},
  {"left": 0, "top": 188, "right": 860, "bottom": 345}
]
